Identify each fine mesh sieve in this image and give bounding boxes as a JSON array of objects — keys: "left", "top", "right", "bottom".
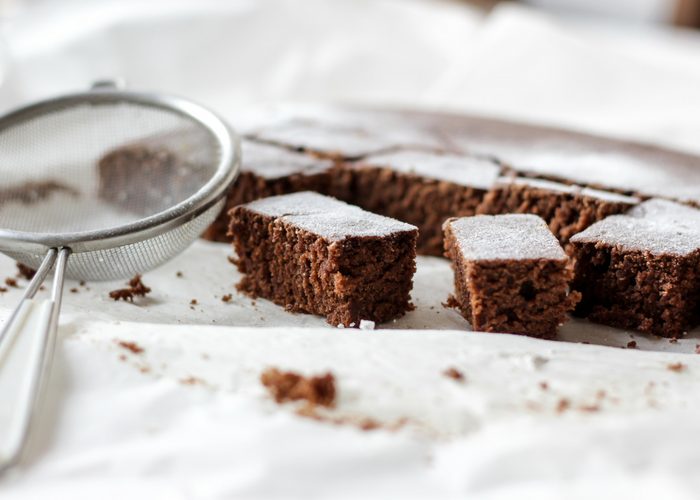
[{"left": 0, "top": 84, "right": 239, "bottom": 472}]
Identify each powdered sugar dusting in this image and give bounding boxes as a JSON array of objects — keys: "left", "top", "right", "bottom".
[
  {"left": 498, "top": 176, "right": 640, "bottom": 204},
  {"left": 359, "top": 150, "right": 500, "bottom": 189},
  {"left": 446, "top": 214, "right": 566, "bottom": 261},
  {"left": 244, "top": 191, "right": 417, "bottom": 241},
  {"left": 242, "top": 141, "right": 333, "bottom": 179},
  {"left": 571, "top": 199, "right": 700, "bottom": 255},
  {"left": 252, "top": 119, "right": 429, "bottom": 159}
]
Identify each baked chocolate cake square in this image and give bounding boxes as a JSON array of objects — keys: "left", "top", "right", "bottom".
[
  {"left": 570, "top": 199, "right": 700, "bottom": 337},
  {"left": 478, "top": 176, "right": 639, "bottom": 246},
  {"left": 202, "top": 141, "right": 335, "bottom": 242},
  {"left": 443, "top": 214, "right": 579, "bottom": 339},
  {"left": 230, "top": 191, "right": 418, "bottom": 327},
  {"left": 339, "top": 150, "right": 502, "bottom": 256}
]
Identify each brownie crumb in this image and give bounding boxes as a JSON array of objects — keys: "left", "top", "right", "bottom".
[
  {"left": 109, "top": 274, "right": 151, "bottom": 302},
  {"left": 443, "top": 367, "right": 465, "bottom": 382},
  {"left": 0, "top": 287, "right": 7, "bottom": 293},
  {"left": 695, "top": 344, "right": 700, "bottom": 354},
  {"left": 539, "top": 381, "right": 549, "bottom": 391},
  {"left": 221, "top": 294, "right": 233, "bottom": 303},
  {"left": 16, "top": 263, "right": 36, "bottom": 280},
  {"left": 176, "top": 271, "right": 183, "bottom": 278},
  {"left": 627, "top": 341, "right": 637, "bottom": 349},
  {"left": 261, "top": 368, "right": 336, "bottom": 407},
  {"left": 70, "top": 288, "right": 79, "bottom": 293},
  {"left": 79, "top": 280, "right": 86, "bottom": 287},
  {"left": 180, "top": 376, "right": 205, "bottom": 386},
  {"left": 667, "top": 362, "right": 686, "bottom": 373},
  {"left": 116, "top": 340, "right": 144, "bottom": 354},
  {"left": 5, "top": 277, "right": 18, "bottom": 288},
  {"left": 556, "top": 398, "right": 571, "bottom": 413},
  {"left": 190, "top": 299, "right": 198, "bottom": 305}
]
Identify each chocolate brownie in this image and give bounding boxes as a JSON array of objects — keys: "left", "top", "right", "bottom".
[
  {"left": 478, "top": 176, "right": 639, "bottom": 246},
  {"left": 202, "top": 141, "right": 334, "bottom": 241},
  {"left": 443, "top": 214, "right": 580, "bottom": 339},
  {"left": 570, "top": 199, "right": 700, "bottom": 337},
  {"left": 98, "top": 127, "right": 213, "bottom": 215},
  {"left": 339, "top": 150, "right": 501, "bottom": 255},
  {"left": 230, "top": 191, "right": 418, "bottom": 327}
]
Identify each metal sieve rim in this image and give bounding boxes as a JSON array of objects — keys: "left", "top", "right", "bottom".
[{"left": 0, "top": 89, "right": 240, "bottom": 254}]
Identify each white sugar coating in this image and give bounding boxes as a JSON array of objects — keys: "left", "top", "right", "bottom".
[
  {"left": 571, "top": 199, "right": 700, "bottom": 255},
  {"left": 359, "top": 320, "right": 376, "bottom": 330},
  {"left": 254, "top": 120, "right": 404, "bottom": 159},
  {"left": 359, "top": 150, "right": 500, "bottom": 189},
  {"left": 242, "top": 141, "right": 333, "bottom": 179},
  {"left": 446, "top": 214, "right": 567, "bottom": 261},
  {"left": 498, "top": 177, "right": 640, "bottom": 204},
  {"left": 243, "top": 191, "right": 417, "bottom": 241}
]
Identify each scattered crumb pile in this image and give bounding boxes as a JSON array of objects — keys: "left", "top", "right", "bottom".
[
  {"left": 16, "top": 263, "right": 36, "bottom": 280},
  {"left": 260, "top": 368, "right": 336, "bottom": 407},
  {"left": 109, "top": 274, "right": 151, "bottom": 302}
]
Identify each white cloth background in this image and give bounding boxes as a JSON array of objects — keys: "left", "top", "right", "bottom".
[{"left": 1, "top": 1, "right": 700, "bottom": 499}]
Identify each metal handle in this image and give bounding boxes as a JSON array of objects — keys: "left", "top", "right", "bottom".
[{"left": 0, "top": 248, "right": 69, "bottom": 473}]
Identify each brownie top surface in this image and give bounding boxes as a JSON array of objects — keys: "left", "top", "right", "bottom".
[
  {"left": 571, "top": 199, "right": 700, "bottom": 255},
  {"left": 357, "top": 150, "right": 500, "bottom": 189},
  {"left": 497, "top": 176, "right": 640, "bottom": 204},
  {"left": 251, "top": 120, "right": 419, "bottom": 159},
  {"left": 242, "top": 141, "right": 334, "bottom": 179},
  {"left": 242, "top": 191, "right": 417, "bottom": 241},
  {"left": 445, "top": 214, "right": 567, "bottom": 261}
]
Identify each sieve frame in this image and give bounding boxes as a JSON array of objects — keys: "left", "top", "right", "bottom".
[{"left": 0, "top": 89, "right": 240, "bottom": 255}]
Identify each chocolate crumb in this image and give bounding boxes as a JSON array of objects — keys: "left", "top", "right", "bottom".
[
  {"left": 627, "top": 340, "right": 637, "bottom": 349},
  {"left": 79, "top": 280, "right": 86, "bottom": 287},
  {"left": 190, "top": 299, "right": 198, "bottom": 305},
  {"left": 667, "top": 362, "right": 686, "bottom": 373},
  {"left": 70, "top": 288, "right": 79, "bottom": 293},
  {"left": 442, "top": 295, "right": 459, "bottom": 309},
  {"left": 443, "top": 367, "right": 465, "bottom": 382},
  {"left": 0, "top": 287, "right": 7, "bottom": 293},
  {"left": 176, "top": 271, "right": 183, "bottom": 278},
  {"left": 16, "top": 263, "right": 36, "bottom": 280},
  {"left": 261, "top": 368, "right": 335, "bottom": 407},
  {"left": 109, "top": 274, "right": 151, "bottom": 302},
  {"left": 180, "top": 376, "right": 205, "bottom": 386},
  {"left": 695, "top": 344, "right": 700, "bottom": 354},
  {"left": 221, "top": 293, "right": 233, "bottom": 303},
  {"left": 539, "top": 381, "right": 549, "bottom": 391},
  {"left": 39, "top": 285, "right": 45, "bottom": 291},
  {"left": 116, "top": 340, "right": 144, "bottom": 354},
  {"left": 5, "top": 277, "right": 18, "bottom": 288},
  {"left": 556, "top": 398, "right": 571, "bottom": 413}
]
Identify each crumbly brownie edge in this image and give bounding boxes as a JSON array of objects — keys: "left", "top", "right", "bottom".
[
  {"left": 230, "top": 205, "right": 417, "bottom": 326},
  {"left": 571, "top": 240, "right": 700, "bottom": 337}
]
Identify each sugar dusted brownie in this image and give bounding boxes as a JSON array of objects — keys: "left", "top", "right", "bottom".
[
  {"left": 478, "top": 176, "right": 639, "bottom": 246},
  {"left": 570, "top": 199, "right": 700, "bottom": 337},
  {"left": 342, "top": 150, "right": 501, "bottom": 256},
  {"left": 230, "top": 191, "right": 418, "bottom": 327},
  {"left": 202, "top": 141, "right": 334, "bottom": 241},
  {"left": 443, "top": 214, "right": 580, "bottom": 339}
]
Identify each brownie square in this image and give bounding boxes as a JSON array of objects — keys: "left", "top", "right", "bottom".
[
  {"left": 201, "top": 141, "right": 335, "bottom": 242},
  {"left": 443, "top": 214, "right": 580, "bottom": 339},
  {"left": 340, "top": 150, "right": 501, "bottom": 256},
  {"left": 570, "top": 199, "right": 700, "bottom": 337},
  {"left": 478, "top": 176, "right": 639, "bottom": 246},
  {"left": 230, "top": 191, "right": 418, "bottom": 327}
]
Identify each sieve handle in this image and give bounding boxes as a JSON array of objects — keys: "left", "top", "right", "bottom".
[{"left": 0, "top": 248, "right": 69, "bottom": 473}]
